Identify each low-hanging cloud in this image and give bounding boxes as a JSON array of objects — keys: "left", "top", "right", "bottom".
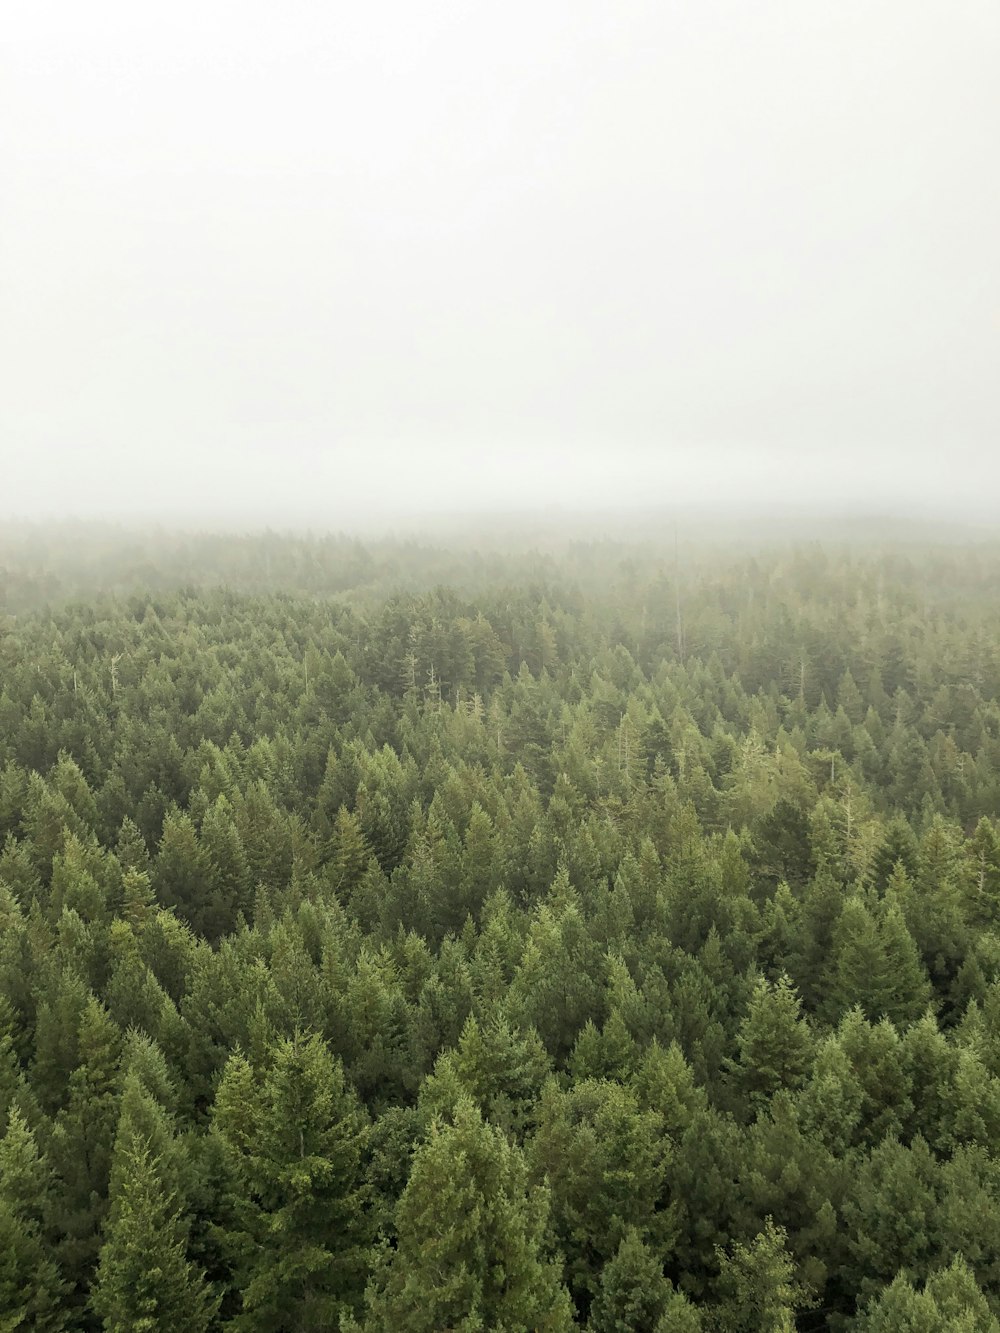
[{"left": 2, "top": 0, "right": 998, "bottom": 524}]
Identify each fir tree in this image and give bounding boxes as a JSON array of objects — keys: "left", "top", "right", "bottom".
[
  {"left": 727, "top": 974, "right": 813, "bottom": 1115},
  {"left": 90, "top": 1073, "right": 216, "bottom": 1332},
  {"left": 49, "top": 996, "right": 121, "bottom": 1313},
  {"left": 854, "top": 1255, "right": 999, "bottom": 1332},
  {"left": 589, "top": 1228, "right": 694, "bottom": 1333},
  {"left": 825, "top": 896, "right": 931, "bottom": 1027},
  {"left": 212, "top": 1032, "right": 371, "bottom": 1329},
  {"left": 90, "top": 1136, "right": 216, "bottom": 1332},
  {"left": 0, "top": 1108, "right": 67, "bottom": 1331},
  {"left": 357, "top": 1098, "right": 573, "bottom": 1332},
  {"left": 712, "top": 1219, "right": 811, "bottom": 1333}
]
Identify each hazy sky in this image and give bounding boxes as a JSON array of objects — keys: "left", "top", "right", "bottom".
[{"left": 3, "top": 1, "right": 998, "bottom": 523}]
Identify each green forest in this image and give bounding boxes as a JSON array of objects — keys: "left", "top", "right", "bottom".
[{"left": 3, "top": 523, "right": 1000, "bottom": 1331}]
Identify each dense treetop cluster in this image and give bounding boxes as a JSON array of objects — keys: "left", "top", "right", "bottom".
[{"left": 2, "top": 525, "right": 1000, "bottom": 1330}]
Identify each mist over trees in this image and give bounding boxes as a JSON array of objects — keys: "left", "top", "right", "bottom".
[{"left": 2, "top": 522, "right": 1000, "bottom": 1329}]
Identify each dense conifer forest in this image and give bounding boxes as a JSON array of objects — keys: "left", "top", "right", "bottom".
[{"left": 3, "top": 522, "right": 1000, "bottom": 1330}]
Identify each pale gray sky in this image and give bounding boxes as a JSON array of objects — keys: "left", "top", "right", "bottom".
[{"left": 2, "top": 1, "right": 998, "bottom": 523}]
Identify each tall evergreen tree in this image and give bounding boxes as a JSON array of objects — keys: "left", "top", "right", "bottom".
[
  {"left": 356, "top": 1098, "right": 573, "bottom": 1332},
  {"left": 49, "top": 997, "right": 121, "bottom": 1316},
  {"left": 712, "top": 1219, "right": 811, "bottom": 1333},
  {"left": 212, "top": 1032, "right": 371, "bottom": 1330},
  {"left": 853, "top": 1256, "right": 999, "bottom": 1332},
  {"left": 727, "top": 974, "right": 813, "bottom": 1115},
  {"left": 824, "top": 896, "right": 931, "bottom": 1027},
  {"left": 0, "top": 1108, "right": 67, "bottom": 1331},
  {"left": 90, "top": 1078, "right": 216, "bottom": 1333},
  {"left": 588, "top": 1228, "right": 698, "bottom": 1333}
]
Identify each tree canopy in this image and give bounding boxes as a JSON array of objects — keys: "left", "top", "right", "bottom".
[{"left": 2, "top": 522, "right": 1000, "bottom": 1328}]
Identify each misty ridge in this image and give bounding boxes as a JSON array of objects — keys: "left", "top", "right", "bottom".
[{"left": 2, "top": 507, "right": 1000, "bottom": 616}]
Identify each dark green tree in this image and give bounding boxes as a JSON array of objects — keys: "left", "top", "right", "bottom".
[
  {"left": 90, "top": 1077, "right": 216, "bottom": 1332},
  {"left": 727, "top": 974, "right": 813, "bottom": 1116},
  {"left": 49, "top": 996, "right": 121, "bottom": 1313},
  {"left": 588, "top": 1228, "right": 697, "bottom": 1333},
  {"left": 853, "top": 1255, "right": 998, "bottom": 1332},
  {"left": 212, "top": 1032, "right": 371, "bottom": 1329},
  {"left": 0, "top": 1108, "right": 67, "bottom": 1331},
  {"left": 355, "top": 1098, "right": 573, "bottom": 1332}
]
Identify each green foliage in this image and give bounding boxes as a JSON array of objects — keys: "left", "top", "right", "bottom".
[
  {"left": 853, "top": 1256, "right": 999, "bottom": 1332},
  {"left": 2, "top": 528, "right": 1000, "bottom": 1327},
  {"left": 530, "top": 1076, "right": 675, "bottom": 1311},
  {"left": 49, "top": 996, "right": 121, "bottom": 1308},
  {"left": 419, "top": 1012, "right": 551, "bottom": 1137},
  {"left": 90, "top": 1081, "right": 216, "bottom": 1332},
  {"left": 0, "top": 1109, "right": 67, "bottom": 1331},
  {"left": 824, "top": 894, "right": 932, "bottom": 1028},
  {"left": 212, "top": 1032, "right": 371, "bottom": 1329},
  {"left": 588, "top": 1229, "right": 698, "bottom": 1333},
  {"left": 727, "top": 974, "right": 813, "bottom": 1114},
  {"left": 712, "top": 1219, "right": 812, "bottom": 1332},
  {"left": 357, "top": 1098, "right": 573, "bottom": 1332}
]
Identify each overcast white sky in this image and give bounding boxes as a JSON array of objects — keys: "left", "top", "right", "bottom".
[{"left": 2, "top": 1, "right": 998, "bottom": 524}]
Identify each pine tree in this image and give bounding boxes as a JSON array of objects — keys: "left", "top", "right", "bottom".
[
  {"left": 420, "top": 1013, "right": 550, "bottom": 1139},
  {"left": 712, "top": 1219, "right": 811, "bottom": 1333},
  {"left": 834, "top": 1008, "right": 914, "bottom": 1146},
  {"left": 727, "top": 974, "right": 813, "bottom": 1114},
  {"left": 90, "top": 1131, "right": 216, "bottom": 1332},
  {"left": 589, "top": 1228, "right": 694, "bottom": 1333},
  {"left": 530, "top": 1077, "right": 673, "bottom": 1313},
  {"left": 966, "top": 817, "right": 1000, "bottom": 927},
  {"left": 23, "top": 965, "right": 91, "bottom": 1116},
  {"left": 879, "top": 894, "right": 934, "bottom": 1025},
  {"left": 870, "top": 820, "right": 919, "bottom": 892},
  {"left": 900, "top": 1011, "right": 958, "bottom": 1150},
  {"left": 357, "top": 1098, "right": 573, "bottom": 1332},
  {"left": 153, "top": 810, "right": 212, "bottom": 933},
  {"left": 0, "top": 1004, "right": 40, "bottom": 1143},
  {"left": 49, "top": 996, "right": 121, "bottom": 1312},
  {"left": 119, "top": 867, "right": 156, "bottom": 928},
  {"left": 199, "top": 795, "right": 253, "bottom": 942},
  {"left": 115, "top": 816, "right": 152, "bottom": 876},
  {"left": 508, "top": 882, "right": 605, "bottom": 1062},
  {"left": 840, "top": 1134, "right": 940, "bottom": 1307},
  {"left": 0, "top": 1108, "right": 67, "bottom": 1331},
  {"left": 824, "top": 896, "right": 930, "bottom": 1028},
  {"left": 212, "top": 1032, "right": 371, "bottom": 1330},
  {"left": 853, "top": 1255, "right": 998, "bottom": 1332},
  {"left": 322, "top": 806, "right": 371, "bottom": 903}
]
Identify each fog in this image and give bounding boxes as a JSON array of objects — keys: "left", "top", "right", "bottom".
[{"left": 3, "top": 1, "right": 998, "bottom": 527}]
